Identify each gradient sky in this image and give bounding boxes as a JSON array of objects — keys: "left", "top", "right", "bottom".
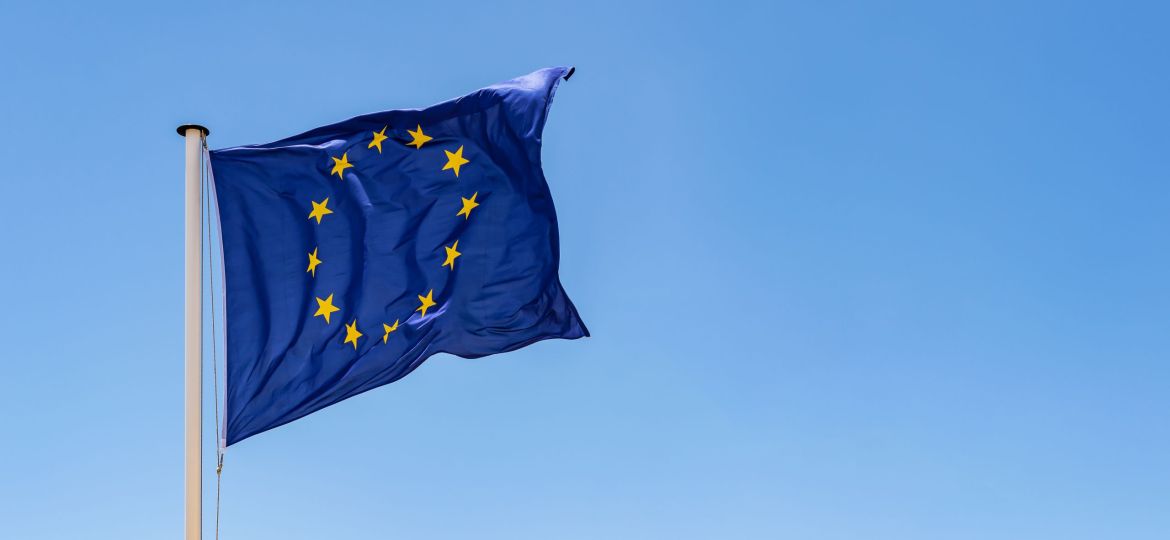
[{"left": 0, "top": 1, "right": 1167, "bottom": 538}]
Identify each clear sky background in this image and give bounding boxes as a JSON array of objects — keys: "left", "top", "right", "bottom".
[{"left": 0, "top": 1, "right": 1167, "bottom": 538}]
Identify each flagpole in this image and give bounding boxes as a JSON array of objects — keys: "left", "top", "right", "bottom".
[{"left": 178, "top": 123, "right": 209, "bottom": 540}]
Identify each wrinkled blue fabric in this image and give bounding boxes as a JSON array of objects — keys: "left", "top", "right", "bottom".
[{"left": 211, "top": 67, "right": 588, "bottom": 445}]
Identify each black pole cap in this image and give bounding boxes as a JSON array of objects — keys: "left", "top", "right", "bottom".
[
  {"left": 176, "top": 124, "right": 210, "bottom": 137},
  {"left": 563, "top": 67, "right": 575, "bottom": 81}
]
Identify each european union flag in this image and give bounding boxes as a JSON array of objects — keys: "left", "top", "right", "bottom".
[{"left": 210, "top": 67, "right": 588, "bottom": 445}]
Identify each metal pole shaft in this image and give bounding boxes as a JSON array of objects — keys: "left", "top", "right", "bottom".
[{"left": 181, "top": 125, "right": 205, "bottom": 540}]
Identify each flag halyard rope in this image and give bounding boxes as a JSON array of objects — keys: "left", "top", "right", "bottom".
[{"left": 201, "top": 135, "right": 224, "bottom": 540}]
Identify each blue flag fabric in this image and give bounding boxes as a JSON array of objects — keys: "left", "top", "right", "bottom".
[{"left": 210, "top": 67, "right": 588, "bottom": 445}]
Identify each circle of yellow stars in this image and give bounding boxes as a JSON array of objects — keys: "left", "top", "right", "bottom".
[{"left": 306, "top": 124, "right": 480, "bottom": 350}]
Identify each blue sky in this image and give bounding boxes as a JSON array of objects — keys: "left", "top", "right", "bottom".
[{"left": 1, "top": 1, "right": 1168, "bottom": 538}]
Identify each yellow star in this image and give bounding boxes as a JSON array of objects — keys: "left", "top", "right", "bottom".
[
  {"left": 382, "top": 319, "right": 399, "bottom": 344},
  {"left": 416, "top": 289, "right": 437, "bottom": 317},
  {"left": 368, "top": 126, "right": 389, "bottom": 153},
  {"left": 307, "top": 247, "right": 322, "bottom": 277},
  {"left": 442, "top": 145, "right": 469, "bottom": 177},
  {"left": 406, "top": 124, "right": 432, "bottom": 149},
  {"left": 442, "top": 240, "right": 461, "bottom": 270},
  {"left": 330, "top": 152, "right": 354, "bottom": 180},
  {"left": 308, "top": 198, "right": 333, "bottom": 224},
  {"left": 456, "top": 192, "right": 479, "bottom": 220},
  {"left": 314, "top": 293, "right": 340, "bottom": 324},
  {"left": 344, "top": 319, "right": 363, "bottom": 349}
]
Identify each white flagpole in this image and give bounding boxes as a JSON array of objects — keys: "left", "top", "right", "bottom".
[{"left": 178, "top": 123, "right": 209, "bottom": 540}]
